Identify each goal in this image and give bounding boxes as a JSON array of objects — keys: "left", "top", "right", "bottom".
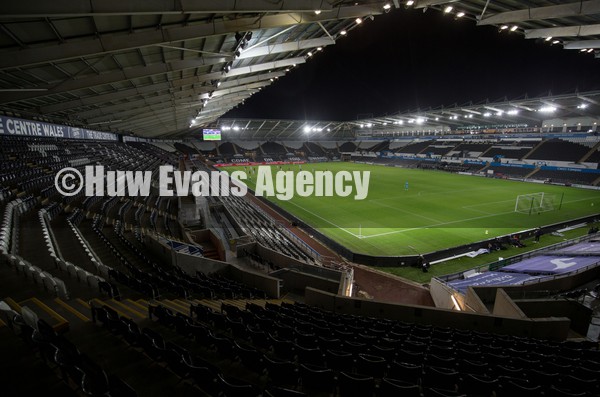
[{"left": 514, "top": 192, "right": 562, "bottom": 214}]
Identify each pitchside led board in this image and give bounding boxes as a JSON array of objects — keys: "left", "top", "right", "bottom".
[{"left": 203, "top": 128, "right": 221, "bottom": 141}]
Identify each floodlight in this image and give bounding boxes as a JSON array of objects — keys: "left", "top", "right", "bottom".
[
  {"left": 456, "top": 12, "right": 465, "bottom": 18},
  {"left": 355, "top": 18, "right": 363, "bottom": 24},
  {"left": 507, "top": 109, "right": 519, "bottom": 115},
  {"left": 406, "top": 0, "right": 414, "bottom": 5},
  {"left": 510, "top": 25, "right": 518, "bottom": 31},
  {"left": 545, "top": 36, "right": 552, "bottom": 41},
  {"left": 314, "top": 10, "right": 321, "bottom": 15},
  {"left": 444, "top": 6, "right": 453, "bottom": 13}
]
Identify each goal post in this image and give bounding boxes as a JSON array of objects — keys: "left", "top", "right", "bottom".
[{"left": 514, "top": 192, "right": 561, "bottom": 214}]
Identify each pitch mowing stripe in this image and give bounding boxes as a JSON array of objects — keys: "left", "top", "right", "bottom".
[
  {"left": 369, "top": 199, "right": 443, "bottom": 224},
  {"left": 360, "top": 196, "right": 597, "bottom": 240}
]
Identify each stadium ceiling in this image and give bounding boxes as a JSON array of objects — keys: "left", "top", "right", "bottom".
[
  {"left": 0, "top": 1, "right": 598, "bottom": 138},
  {"left": 217, "top": 91, "right": 600, "bottom": 139}
]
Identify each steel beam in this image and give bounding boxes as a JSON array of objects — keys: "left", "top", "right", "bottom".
[
  {"left": 414, "top": 0, "right": 460, "bottom": 9},
  {"left": 238, "top": 37, "right": 334, "bottom": 59},
  {"left": 82, "top": 74, "right": 279, "bottom": 122},
  {"left": 38, "top": 82, "right": 171, "bottom": 114},
  {"left": 525, "top": 24, "right": 600, "bottom": 39},
  {"left": 0, "top": 58, "right": 224, "bottom": 104},
  {"left": 478, "top": 1, "right": 600, "bottom": 26},
  {"left": 564, "top": 40, "right": 600, "bottom": 49},
  {"left": 0, "top": 37, "right": 318, "bottom": 104},
  {"left": 172, "top": 57, "right": 305, "bottom": 88},
  {"left": 0, "top": 0, "right": 333, "bottom": 18},
  {"left": 0, "top": 4, "right": 383, "bottom": 70}
]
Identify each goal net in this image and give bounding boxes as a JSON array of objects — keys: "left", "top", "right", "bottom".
[{"left": 514, "top": 192, "right": 560, "bottom": 214}]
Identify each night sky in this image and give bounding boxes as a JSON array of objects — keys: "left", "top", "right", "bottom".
[{"left": 224, "top": 7, "right": 600, "bottom": 121}]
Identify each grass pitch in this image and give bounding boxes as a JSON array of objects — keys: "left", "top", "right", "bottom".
[{"left": 228, "top": 162, "right": 600, "bottom": 256}]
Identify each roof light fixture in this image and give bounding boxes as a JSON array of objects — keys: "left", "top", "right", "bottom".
[
  {"left": 340, "top": 30, "right": 347, "bottom": 36},
  {"left": 500, "top": 25, "right": 509, "bottom": 30},
  {"left": 539, "top": 106, "right": 556, "bottom": 113},
  {"left": 406, "top": 0, "right": 414, "bottom": 6},
  {"left": 355, "top": 18, "right": 363, "bottom": 24},
  {"left": 507, "top": 109, "right": 519, "bottom": 115},
  {"left": 314, "top": 10, "right": 321, "bottom": 15},
  {"left": 456, "top": 12, "right": 465, "bottom": 18},
  {"left": 552, "top": 40, "right": 560, "bottom": 44},
  {"left": 510, "top": 25, "right": 518, "bottom": 31},
  {"left": 444, "top": 6, "right": 453, "bottom": 13},
  {"left": 545, "top": 36, "right": 553, "bottom": 41},
  {"left": 383, "top": 3, "right": 392, "bottom": 10}
]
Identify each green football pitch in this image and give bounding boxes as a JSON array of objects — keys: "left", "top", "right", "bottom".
[{"left": 227, "top": 162, "right": 600, "bottom": 256}]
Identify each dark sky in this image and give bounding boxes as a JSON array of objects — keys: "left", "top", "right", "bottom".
[{"left": 224, "top": 7, "right": 600, "bottom": 121}]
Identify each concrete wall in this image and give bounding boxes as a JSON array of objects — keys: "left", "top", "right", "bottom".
[
  {"left": 515, "top": 299, "right": 593, "bottom": 337},
  {"left": 305, "top": 287, "right": 571, "bottom": 340},
  {"left": 228, "top": 265, "right": 281, "bottom": 298},
  {"left": 465, "top": 287, "right": 490, "bottom": 314},
  {"left": 144, "top": 234, "right": 280, "bottom": 297},
  {"left": 239, "top": 242, "right": 343, "bottom": 282},
  {"left": 493, "top": 289, "right": 527, "bottom": 319},
  {"left": 271, "top": 268, "right": 340, "bottom": 295},
  {"left": 430, "top": 278, "right": 455, "bottom": 309}
]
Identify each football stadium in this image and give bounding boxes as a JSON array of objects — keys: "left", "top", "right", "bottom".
[{"left": 1, "top": 2, "right": 600, "bottom": 397}]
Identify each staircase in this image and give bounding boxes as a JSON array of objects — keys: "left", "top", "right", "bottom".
[
  {"left": 578, "top": 140, "right": 600, "bottom": 163},
  {"left": 521, "top": 139, "right": 546, "bottom": 160},
  {"left": 525, "top": 167, "right": 540, "bottom": 179}
]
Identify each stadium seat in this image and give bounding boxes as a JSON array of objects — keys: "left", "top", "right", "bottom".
[
  {"left": 379, "top": 378, "right": 420, "bottom": 397},
  {"left": 338, "top": 372, "right": 375, "bottom": 397}
]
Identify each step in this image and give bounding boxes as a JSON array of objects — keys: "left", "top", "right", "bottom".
[
  {"left": 19, "top": 297, "right": 69, "bottom": 333},
  {"left": 156, "top": 300, "right": 188, "bottom": 316},
  {"left": 90, "top": 298, "right": 133, "bottom": 321},
  {"left": 4, "top": 297, "right": 22, "bottom": 312},
  {"left": 171, "top": 299, "right": 191, "bottom": 311},
  {"left": 52, "top": 298, "right": 91, "bottom": 323},
  {"left": 107, "top": 299, "right": 147, "bottom": 319},
  {"left": 193, "top": 299, "right": 221, "bottom": 313},
  {"left": 136, "top": 299, "right": 149, "bottom": 309},
  {"left": 123, "top": 298, "right": 148, "bottom": 315}
]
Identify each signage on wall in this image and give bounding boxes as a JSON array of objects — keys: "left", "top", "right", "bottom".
[{"left": 0, "top": 115, "right": 118, "bottom": 141}]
